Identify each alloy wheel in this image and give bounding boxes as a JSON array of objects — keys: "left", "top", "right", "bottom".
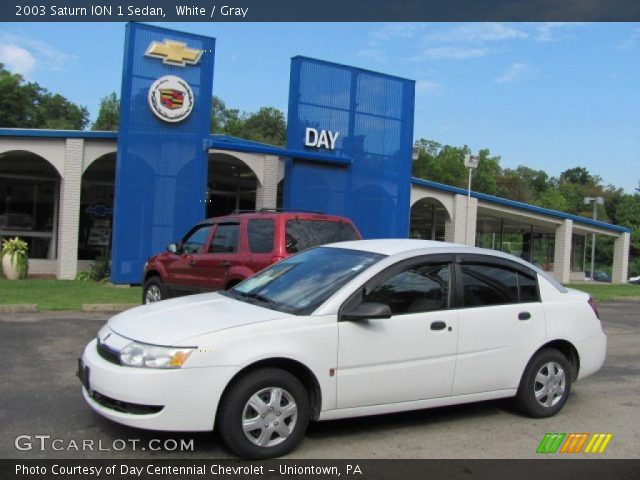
[
  {"left": 242, "top": 387, "right": 298, "bottom": 448},
  {"left": 144, "top": 285, "right": 162, "bottom": 303},
  {"left": 534, "top": 361, "right": 566, "bottom": 408}
]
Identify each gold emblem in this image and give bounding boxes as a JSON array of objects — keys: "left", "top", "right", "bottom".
[{"left": 145, "top": 39, "right": 203, "bottom": 67}]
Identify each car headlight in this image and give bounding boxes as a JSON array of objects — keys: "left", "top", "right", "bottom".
[{"left": 119, "top": 342, "right": 195, "bottom": 369}]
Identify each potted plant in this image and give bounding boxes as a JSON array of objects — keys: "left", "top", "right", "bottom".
[{"left": 1, "top": 237, "right": 29, "bottom": 280}]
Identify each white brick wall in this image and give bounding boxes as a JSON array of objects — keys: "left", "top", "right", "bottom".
[
  {"left": 553, "top": 219, "right": 573, "bottom": 284},
  {"left": 612, "top": 232, "right": 630, "bottom": 284},
  {"left": 255, "top": 155, "right": 280, "bottom": 210},
  {"left": 450, "top": 194, "right": 477, "bottom": 245},
  {"left": 56, "top": 139, "right": 84, "bottom": 279}
]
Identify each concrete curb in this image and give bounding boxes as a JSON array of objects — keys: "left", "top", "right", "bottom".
[
  {"left": 0, "top": 304, "right": 38, "bottom": 313},
  {"left": 82, "top": 304, "right": 138, "bottom": 313}
]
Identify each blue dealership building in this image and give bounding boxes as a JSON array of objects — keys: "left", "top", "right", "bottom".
[{"left": 0, "top": 24, "right": 631, "bottom": 284}]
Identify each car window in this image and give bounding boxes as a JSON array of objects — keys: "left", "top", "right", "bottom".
[
  {"left": 364, "top": 263, "right": 450, "bottom": 315},
  {"left": 226, "top": 247, "right": 384, "bottom": 315},
  {"left": 248, "top": 219, "right": 275, "bottom": 253},
  {"left": 209, "top": 224, "right": 239, "bottom": 253},
  {"left": 181, "top": 225, "right": 213, "bottom": 254},
  {"left": 518, "top": 272, "right": 540, "bottom": 302},
  {"left": 460, "top": 263, "right": 519, "bottom": 307},
  {"left": 285, "top": 220, "right": 359, "bottom": 253}
]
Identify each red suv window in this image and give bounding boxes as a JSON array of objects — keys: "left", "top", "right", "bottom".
[
  {"left": 248, "top": 219, "right": 275, "bottom": 253},
  {"left": 208, "top": 224, "right": 239, "bottom": 253},
  {"left": 285, "top": 219, "right": 359, "bottom": 253}
]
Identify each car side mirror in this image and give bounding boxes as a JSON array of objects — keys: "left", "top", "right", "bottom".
[
  {"left": 167, "top": 243, "right": 178, "bottom": 254},
  {"left": 341, "top": 302, "right": 392, "bottom": 322}
]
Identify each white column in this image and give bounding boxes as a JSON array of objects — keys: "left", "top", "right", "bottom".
[
  {"left": 612, "top": 232, "right": 630, "bottom": 284},
  {"left": 553, "top": 219, "right": 573, "bottom": 284},
  {"left": 56, "top": 138, "right": 84, "bottom": 279},
  {"left": 451, "top": 194, "right": 477, "bottom": 245},
  {"left": 255, "top": 154, "right": 279, "bottom": 210}
]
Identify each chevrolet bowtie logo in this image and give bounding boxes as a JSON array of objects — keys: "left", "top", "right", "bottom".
[{"left": 145, "top": 39, "right": 203, "bottom": 67}]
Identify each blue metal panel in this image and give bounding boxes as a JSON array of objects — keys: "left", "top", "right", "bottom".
[
  {"left": 111, "top": 24, "right": 215, "bottom": 284},
  {"left": 284, "top": 57, "right": 415, "bottom": 239},
  {"left": 411, "top": 177, "right": 631, "bottom": 233}
]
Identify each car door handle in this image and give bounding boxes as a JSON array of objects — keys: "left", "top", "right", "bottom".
[
  {"left": 518, "top": 311, "right": 531, "bottom": 321},
  {"left": 188, "top": 259, "right": 197, "bottom": 267},
  {"left": 430, "top": 321, "right": 447, "bottom": 331},
  {"left": 220, "top": 261, "right": 231, "bottom": 268}
]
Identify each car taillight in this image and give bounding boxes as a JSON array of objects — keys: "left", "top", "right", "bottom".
[{"left": 588, "top": 296, "right": 600, "bottom": 319}]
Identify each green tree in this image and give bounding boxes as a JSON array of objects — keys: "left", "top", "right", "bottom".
[
  {"left": 92, "top": 92, "right": 119, "bottom": 130},
  {"left": 242, "top": 107, "right": 286, "bottom": 146},
  {"left": 210, "top": 97, "right": 287, "bottom": 147},
  {"left": 0, "top": 63, "right": 89, "bottom": 130}
]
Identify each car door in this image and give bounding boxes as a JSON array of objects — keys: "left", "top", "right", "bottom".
[
  {"left": 193, "top": 222, "right": 241, "bottom": 291},
  {"left": 164, "top": 224, "right": 214, "bottom": 296},
  {"left": 336, "top": 255, "right": 459, "bottom": 409},
  {"left": 452, "top": 255, "right": 546, "bottom": 395}
]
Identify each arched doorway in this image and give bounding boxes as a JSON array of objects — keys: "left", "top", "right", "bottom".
[
  {"left": 0, "top": 150, "right": 60, "bottom": 260},
  {"left": 206, "top": 153, "right": 259, "bottom": 217},
  {"left": 78, "top": 153, "right": 116, "bottom": 260},
  {"left": 410, "top": 197, "right": 450, "bottom": 241}
]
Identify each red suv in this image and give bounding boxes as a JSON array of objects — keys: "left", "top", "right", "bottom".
[{"left": 142, "top": 211, "right": 362, "bottom": 303}]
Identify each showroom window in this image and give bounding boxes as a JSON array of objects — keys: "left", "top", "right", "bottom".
[{"left": 0, "top": 151, "right": 59, "bottom": 260}]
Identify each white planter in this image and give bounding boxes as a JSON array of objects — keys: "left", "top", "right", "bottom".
[{"left": 2, "top": 253, "right": 22, "bottom": 280}]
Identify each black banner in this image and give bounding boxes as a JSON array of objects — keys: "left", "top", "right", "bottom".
[
  {"left": 3, "top": 460, "right": 640, "bottom": 480},
  {"left": 2, "top": 0, "right": 640, "bottom": 22}
]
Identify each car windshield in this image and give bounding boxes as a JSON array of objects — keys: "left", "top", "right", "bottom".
[{"left": 222, "top": 247, "right": 385, "bottom": 315}]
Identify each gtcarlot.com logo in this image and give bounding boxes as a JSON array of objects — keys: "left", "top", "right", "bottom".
[
  {"left": 537, "top": 432, "right": 613, "bottom": 454},
  {"left": 15, "top": 435, "right": 195, "bottom": 452}
]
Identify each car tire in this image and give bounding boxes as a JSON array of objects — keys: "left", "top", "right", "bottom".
[
  {"left": 515, "top": 348, "right": 572, "bottom": 418},
  {"left": 142, "top": 276, "right": 166, "bottom": 304},
  {"left": 217, "top": 368, "right": 310, "bottom": 459}
]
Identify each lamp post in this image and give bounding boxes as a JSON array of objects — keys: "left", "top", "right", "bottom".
[
  {"left": 463, "top": 154, "right": 479, "bottom": 246},
  {"left": 584, "top": 196, "right": 604, "bottom": 280}
]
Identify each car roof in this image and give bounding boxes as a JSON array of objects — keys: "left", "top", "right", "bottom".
[
  {"left": 203, "top": 211, "right": 355, "bottom": 223},
  {"left": 325, "top": 239, "right": 465, "bottom": 256},
  {"left": 325, "top": 238, "right": 567, "bottom": 293}
]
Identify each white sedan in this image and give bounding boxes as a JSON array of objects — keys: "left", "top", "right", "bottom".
[{"left": 79, "top": 240, "right": 606, "bottom": 458}]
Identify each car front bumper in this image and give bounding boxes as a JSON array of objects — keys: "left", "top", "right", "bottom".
[{"left": 80, "top": 339, "right": 237, "bottom": 431}]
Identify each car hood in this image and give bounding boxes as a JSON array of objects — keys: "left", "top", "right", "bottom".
[{"left": 108, "top": 292, "right": 291, "bottom": 346}]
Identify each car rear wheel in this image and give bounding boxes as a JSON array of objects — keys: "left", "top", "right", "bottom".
[
  {"left": 515, "top": 348, "right": 572, "bottom": 418},
  {"left": 142, "top": 277, "right": 166, "bottom": 304},
  {"left": 217, "top": 368, "right": 310, "bottom": 459}
]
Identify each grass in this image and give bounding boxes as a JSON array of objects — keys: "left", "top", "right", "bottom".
[
  {"left": 1, "top": 279, "right": 637, "bottom": 311},
  {"left": 565, "top": 283, "right": 640, "bottom": 302},
  {"left": 0, "top": 279, "right": 141, "bottom": 311}
]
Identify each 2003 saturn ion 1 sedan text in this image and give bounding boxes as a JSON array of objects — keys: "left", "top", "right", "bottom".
[{"left": 79, "top": 240, "right": 607, "bottom": 458}]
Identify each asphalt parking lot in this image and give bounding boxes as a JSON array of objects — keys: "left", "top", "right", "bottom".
[{"left": 1, "top": 302, "right": 638, "bottom": 459}]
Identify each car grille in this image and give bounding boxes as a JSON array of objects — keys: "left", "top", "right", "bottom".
[
  {"left": 91, "top": 391, "right": 164, "bottom": 415},
  {"left": 96, "top": 340, "right": 120, "bottom": 365}
]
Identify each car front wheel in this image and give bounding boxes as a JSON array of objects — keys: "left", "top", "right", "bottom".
[
  {"left": 515, "top": 348, "right": 572, "bottom": 418},
  {"left": 217, "top": 368, "right": 310, "bottom": 458},
  {"left": 142, "top": 277, "right": 166, "bottom": 304}
]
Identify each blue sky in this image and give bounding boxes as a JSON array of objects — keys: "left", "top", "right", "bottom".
[{"left": 0, "top": 22, "right": 638, "bottom": 192}]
